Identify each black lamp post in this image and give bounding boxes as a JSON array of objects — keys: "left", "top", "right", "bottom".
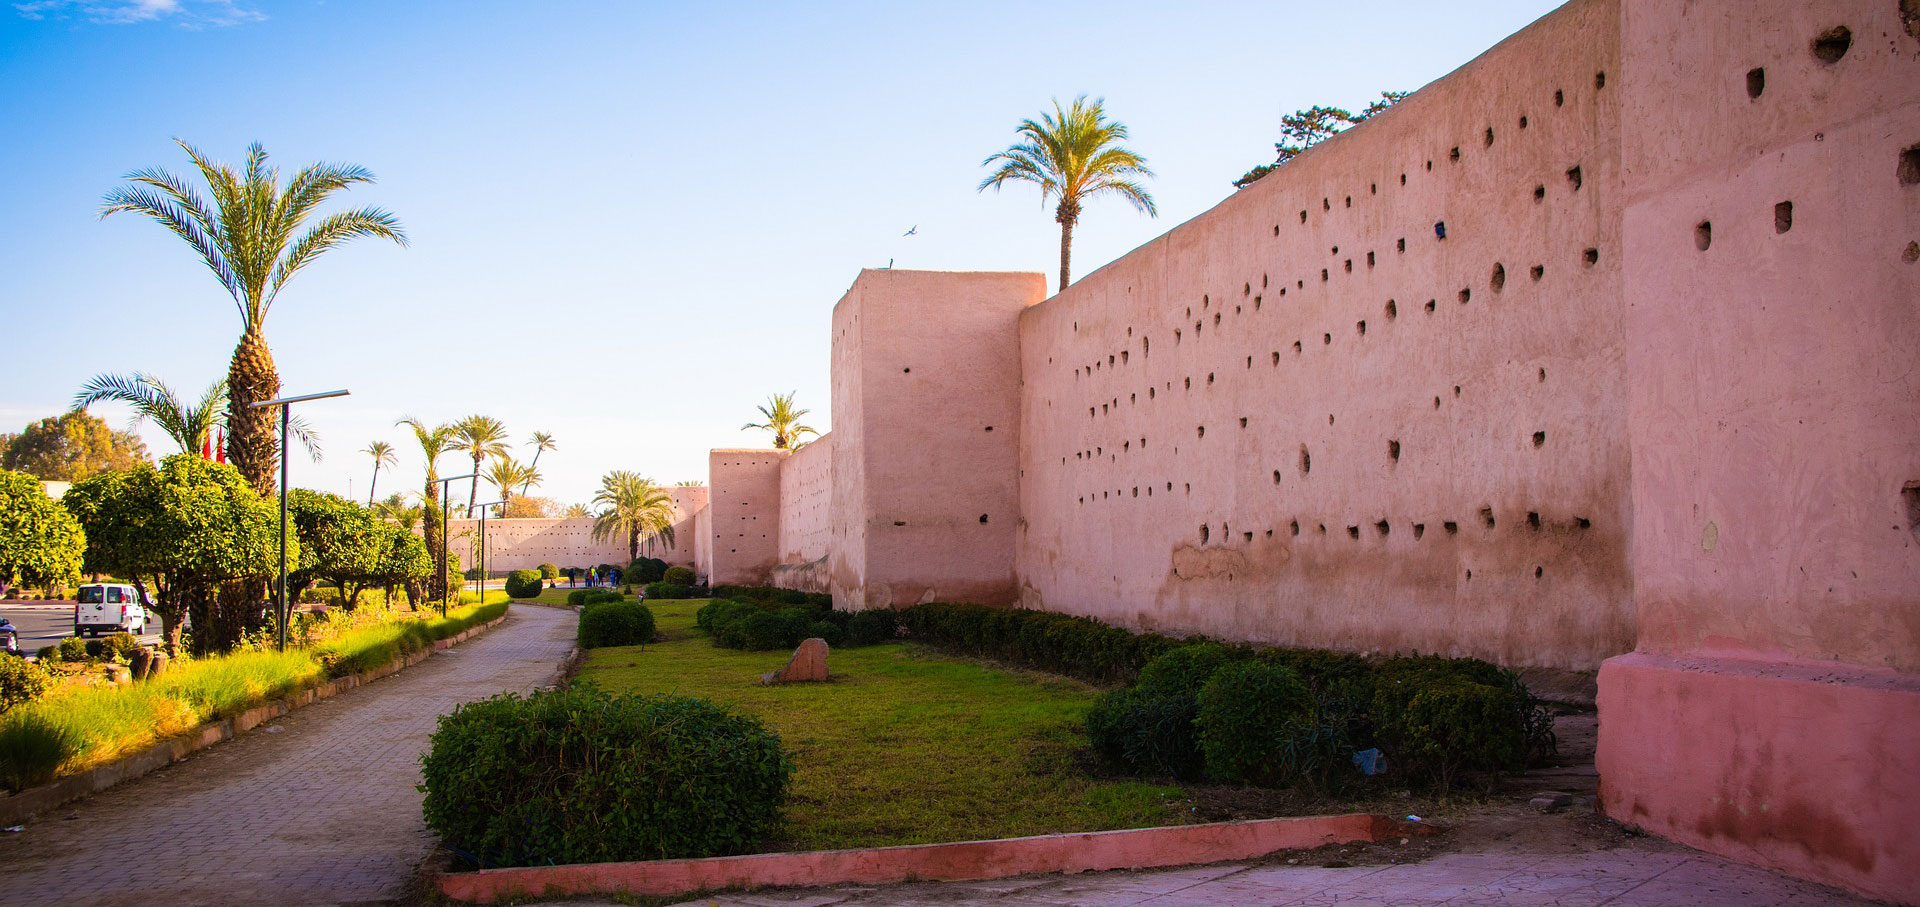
[
  {"left": 472, "top": 500, "right": 505, "bottom": 602},
  {"left": 248, "top": 388, "right": 349, "bottom": 653},
  {"left": 435, "top": 472, "right": 478, "bottom": 617}
]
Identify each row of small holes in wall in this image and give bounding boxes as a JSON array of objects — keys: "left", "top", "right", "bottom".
[
  {"left": 1189, "top": 511, "right": 1592, "bottom": 548},
  {"left": 1070, "top": 249, "right": 1595, "bottom": 433},
  {"left": 1275, "top": 69, "right": 1604, "bottom": 241},
  {"left": 1071, "top": 218, "right": 1603, "bottom": 387},
  {"left": 1065, "top": 419, "right": 1548, "bottom": 484}
]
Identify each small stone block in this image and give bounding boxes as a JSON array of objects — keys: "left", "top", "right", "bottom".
[{"left": 760, "top": 638, "right": 830, "bottom": 685}]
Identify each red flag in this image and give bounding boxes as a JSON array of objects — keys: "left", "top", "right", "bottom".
[
  {"left": 201, "top": 431, "right": 213, "bottom": 460},
  {"left": 215, "top": 428, "right": 227, "bottom": 464}
]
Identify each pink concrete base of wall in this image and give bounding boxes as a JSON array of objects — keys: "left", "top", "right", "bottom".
[
  {"left": 436, "top": 813, "right": 1398, "bottom": 904},
  {"left": 1597, "top": 651, "right": 1920, "bottom": 905}
]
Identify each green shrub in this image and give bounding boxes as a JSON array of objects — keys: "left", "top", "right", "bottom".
[
  {"left": 895, "top": 602, "right": 1183, "bottom": 684},
  {"left": 420, "top": 687, "right": 794, "bottom": 867},
  {"left": 629, "top": 557, "right": 668, "bottom": 584},
  {"left": 56, "top": 636, "right": 88, "bottom": 663},
  {"left": 696, "top": 600, "right": 759, "bottom": 635},
  {"left": 719, "top": 610, "right": 793, "bottom": 651},
  {"left": 1195, "top": 661, "right": 1317, "bottom": 785},
  {"left": 844, "top": 609, "right": 898, "bottom": 647},
  {"left": 1137, "top": 643, "right": 1249, "bottom": 698},
  {"left": 1086, "top": 687, "right": 1206, "bottom": 780},
  {"left": 566, "top": 589, "right": 588, "bottom": 607},
  {"left": 0, "top": 711, "right": 81, "bottom": 792},
  {"left": 0, "top": 658, "right": 53, "bottom": 714},
  {"left": 579, "top": 588, "right": 624, "bottom": 607},
  {"left": 662, "top": 566, "right": 696, "bottom": 586},
  {"left": 643, "top": 582, "right": 699, "bottom": 600},
  {"left": 807, "top": 621, "right": 845, "bottom": 647},
  {"left": 504, "top": 569, "right": 543, "bottom": 599},
  {"left": 537, "top": 562, "right": 558, "bottom": 580},
  {"left": 578, "top": 602, "right": 657, "bottom": 649},
  {"left": 1397, "top": 681, "right": 1527, "bottom": 786}
]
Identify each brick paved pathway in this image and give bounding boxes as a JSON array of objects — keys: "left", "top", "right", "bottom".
[{"left": 0, "top": 605, "right": 576, "bottom": 907}]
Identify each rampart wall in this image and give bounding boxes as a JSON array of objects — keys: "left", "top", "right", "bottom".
[
  {"left": 442, "top": 486, "right": 706, "bottom": 575},
  {"left": 1017, "top": 0, "right": 1628, "bottom": 671},
  {"left": 706, "top": 449, "right": 786, "bottom": 586},
  {"left": 772, "top": 434, "right": 833, "bottom": 591}
]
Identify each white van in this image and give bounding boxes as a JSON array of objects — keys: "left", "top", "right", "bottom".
[{"left": 75, "top": 583, "right": 149, "bottom": 636}]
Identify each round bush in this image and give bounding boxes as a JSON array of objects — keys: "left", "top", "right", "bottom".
[
  {"left": 421, "top": 687, "right": 794, "bottom": 867},
  {"left": 1086, "top": 687, "right": 1206, "bottom": 780},
  {"left": 629, "top": 557, "right": 667, "bottom": 584},
  {"left": 1137, "top": 643, "right": 1246, "bottom": 698},
  {"left": 662, "top": 566, "right": 695, "bottom": 586},
  {"left": 582, "top": 588, "right": 624, "bottom": 607},
  {"left": 0, "top": 658, "right": 53, "bottom": 714},
  {"left": 55, "top": 636, "right": 87, "bottom": 663},
  {"left": 1195, "top": 661, "right": 1316, "bottom": 785},
  {"left": 537, "top": 562, "right": 559, "bottom": 580},
  {"left": 566, "top": 588, "right": 588, "bottom": 607},
  {"left": 577, "top": 601, "right": 657, "bottom": 648},
  {"left": 844, "top": 609, "right": 898, "bottom": 646},
  {"left": 806, "top": 620, "right": 844, "bottom": 647},
  {"left": 718, "top": 610, "right": 790, "bottom": 651},
  {"left": 697, "top": 599, "right": 755, "bottom": 634},
  {"left": 504, "top": 569, "right": 543, "bottom": 599}
]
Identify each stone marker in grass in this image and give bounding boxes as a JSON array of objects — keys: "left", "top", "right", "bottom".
[{"left": 761, "top": 638, "right": 829, "bottom": 685}]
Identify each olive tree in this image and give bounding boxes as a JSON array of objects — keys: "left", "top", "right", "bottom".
[
  {"left": 63, "top": 455, "right": 284, "bottom": 655},
  {"left": 0, "top": 469, "right": 84, "bottom": 596},
  {"left": 287, "top": 489, "right": 383, "bottom": 609}
]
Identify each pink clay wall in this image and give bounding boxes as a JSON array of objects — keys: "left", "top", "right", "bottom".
[
  {"left": 1015, "top": 0, "right": 1631, "bottom": 670},
  {"left": 777, "top": 433, "right": 832, "bottom": 565},
  {"left": 707, "top": 449, "right": 787, "bottom": 585},
  {"left": 829, "top": 269, "right": 1045, "bottom": 608},
  {"left": 443, "top": 487, "right": 707, "bottom": 575}
]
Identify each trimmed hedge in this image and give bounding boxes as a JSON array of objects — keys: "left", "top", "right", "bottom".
[
  {"left": 567, "top": 588, "right": 624, "bottom": 608},
  {"left": 504, "top": 569, "right": 543, "bottom": 599},
  {"left": 662, "top": 566, "right": 696, "bottom": 586},
  {"left": 578, "top": 601, "right": 657, "bottom": 648},
  {"left": 420, "top": 687, "right": 794, "bottom": 867},
  {"left": 895, "top": 602, "right": 1184, "bottom": 684},
  {"left": 628, "top": 557, "right": 668, "bottom": 584},
  {"left": 0, "top": 658, "right": 53, "bottom": 714},
  {"left": 642, "top": 582, "right": 702, "bottom": 600},
  {"left": 845, "top": 609, "right": 898, "bottom": 646}
]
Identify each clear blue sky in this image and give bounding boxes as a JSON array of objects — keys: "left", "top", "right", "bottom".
[{"left": 1, "top": 0, "right": 1562, "bottom": 508}]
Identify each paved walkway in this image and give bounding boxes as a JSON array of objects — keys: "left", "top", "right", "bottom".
[
  {"left": 540, "top": 844, "right": 1881, "bottom": 907},
  {"left": 0, "top": 605, "right": 577, "bottom": 907}
]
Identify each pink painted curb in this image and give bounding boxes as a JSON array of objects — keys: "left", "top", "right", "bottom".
[
  {"left": 0, "top": 612, "right": 510, "bottom": 827},
  {"left": 437, "top": 813, "right": 1397, "bottom": 904}
]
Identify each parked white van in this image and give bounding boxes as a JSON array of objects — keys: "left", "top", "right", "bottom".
[{"left": 74, "top": 583, "right": 149, "bottom": 636}]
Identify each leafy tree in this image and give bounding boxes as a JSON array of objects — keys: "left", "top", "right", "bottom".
[
  {"left": 363, "top": 440, "right": 396, "bottom": 505},
  {"left": 398, "top": 417, "right": 457, "bottom": 601},
  {"left": 371, "top": 522, "right": 433, "bottom": 607},
  {"left": 0, "top": 469, "right": 85, "bottom": 595},
  {"left": 287, "top": 489, "right": 384, "bottom": 609},
  {"left": 1, "top": 410, "right": 149, "bottom": 481},
  {"left": 979, "top": 95, "right": 1156, "bottom": 288},
  {"left": 449, "top": 415, "right": 510, "bottom": 510},
  {"left": 1234, "top": 91, "right": 1408, "bottom": 188},
  {"left": 524, "top": 431, "right": 556, "bottom": 495},
  {"left": 61, "top": 455, "right": 284, "bottom": 655},
  {"left": 372, "top": 492, "right": 421, "bottom": 532},
  {"left": 741, "top": 392, "right": 819, "bottom": 450},
  {"left": 101, "top": 140, "right": 406, "bottom": 495},
  {"left": 73, "top": 372, "right": 321, "bottom": 461},
  {"left": 504, "top": 495, "right": 556, "bottom": 519},
  {"left": 591, "top": 471, "right": 677, "bottom": 563}
]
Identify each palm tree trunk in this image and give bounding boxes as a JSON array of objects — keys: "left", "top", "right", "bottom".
[
  {"left": 367, "top": 465, "right": 380, "bottom": 506},
  {"left": 629, "top": 529, "right": 639, "bottom": 565},
  {"left": 424, "top": 481, "right": 445, "bottom": 601},
  {"left": 468, "top": 452, "right": 481, "bottom": 510},
  {"left": 226, "top": 326, "right": 281, "bottom": 496},
  {"left": 523, "top": 450, "right": 542, "bottom": 495},
  {"left": 1055, "top": 201, "right": 1079, "bottom": 291}
]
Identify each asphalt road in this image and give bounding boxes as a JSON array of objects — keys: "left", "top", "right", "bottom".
[{"left": 1, "top": 603, "right": 168, "bottom": 654}]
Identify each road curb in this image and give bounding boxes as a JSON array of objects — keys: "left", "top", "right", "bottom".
[
  {"left": 435, "top": 813, "right": 1404, "bottom": 904},
  {"left": 0, "top": 612, "right": 510, "bottom": 828}
]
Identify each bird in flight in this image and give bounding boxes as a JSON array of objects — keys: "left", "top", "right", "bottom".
[{"left": 903, "top": 225, "right": 918, "bottom": 236}]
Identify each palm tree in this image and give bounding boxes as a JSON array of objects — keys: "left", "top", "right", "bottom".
[
  {"left": 523, "top": 431, "right": 556, "bottom": 494},
  {"left": 591, "top": 471, "right": 678, "bottom": 563},
  {"left": 372, "top": 492, "right": 420, "bottom": 533},
  {"left": 102, "top": 140, "right": 405, "bottom": 495},
  {"left": 363, "top": 440, "right": 396, "bottom": 505},
  {"left": 448, "top": 415, "right": 510, "bottom": 510},
  {"left": 674, "top": 480, "right": 705, "bottom": 487},
  {"left": 73, "top": 372, "right": 322, "bottom": 461},
  {"left": 399, "top": 417, "right": 457, "bottom": 600},
  {"left": 485, "top": 455, "right": 539, "bottom": 505},
  {"left": 978, "top": 96, "right": 1156, "bottom": 289},
  {"left": 742, "top": 392, "right": 820, "bottom": 450},
  {"left": 561, "top": 503, "right": 591, "bottom": 519}
]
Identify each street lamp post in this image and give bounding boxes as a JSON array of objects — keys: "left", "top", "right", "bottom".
[
  {"left": 435, "top": 473, "right": 478, "bottom": 617},
  {"left": 249, "top": 388, "right": 350, "bottom": 653},
  {"left": 472, "top": 500, "right": 506, "bottom": 602}
]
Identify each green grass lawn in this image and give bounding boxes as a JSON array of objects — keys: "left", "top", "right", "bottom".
[{"left": 578, "top": 599, "right": 1186, "bottom": 852}]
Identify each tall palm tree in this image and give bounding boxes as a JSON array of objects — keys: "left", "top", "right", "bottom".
[
  {"left": 102, "top": 140, "right": 405, "bottom": 495},
  {"left": 742, "top": 392, "right": 820, "bottom": 450},
  {"left": 485, "top": 455, "right": 539, "bottom": 505},
  {"left": 523, "top": 431, "right": 556, "bottom": 494},
  {"left": 448, "top": 415, "right": 510, "bottom": 510},
  {"left": 591, "top": 471, "right": 678, "bottom": 563},
  {"left": 73, "top": 372, "right": 322, "bottom": 460},
  {"left": 399, "top": 417, "right": 457, "bottom": 600},
  {"left": 978, "top": 96, "right": 1156, "bottom": 289},
  {"left": 363, "top": 440, "right": 396, "bottom": 505}
]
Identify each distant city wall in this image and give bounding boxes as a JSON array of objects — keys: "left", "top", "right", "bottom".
[{"left": 443, "top": 486, "right": 706, "bottom": 575}]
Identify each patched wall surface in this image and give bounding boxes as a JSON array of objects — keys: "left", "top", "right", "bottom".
[
  {"left": 708, "top": 449, "right": 787, "bottom": 585},
  {"left": 1015, "top": 0, "right": 1631, "bottom": 670},
  {"left": 779, "top": 433, "right": 833, "bottom": 565}
]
